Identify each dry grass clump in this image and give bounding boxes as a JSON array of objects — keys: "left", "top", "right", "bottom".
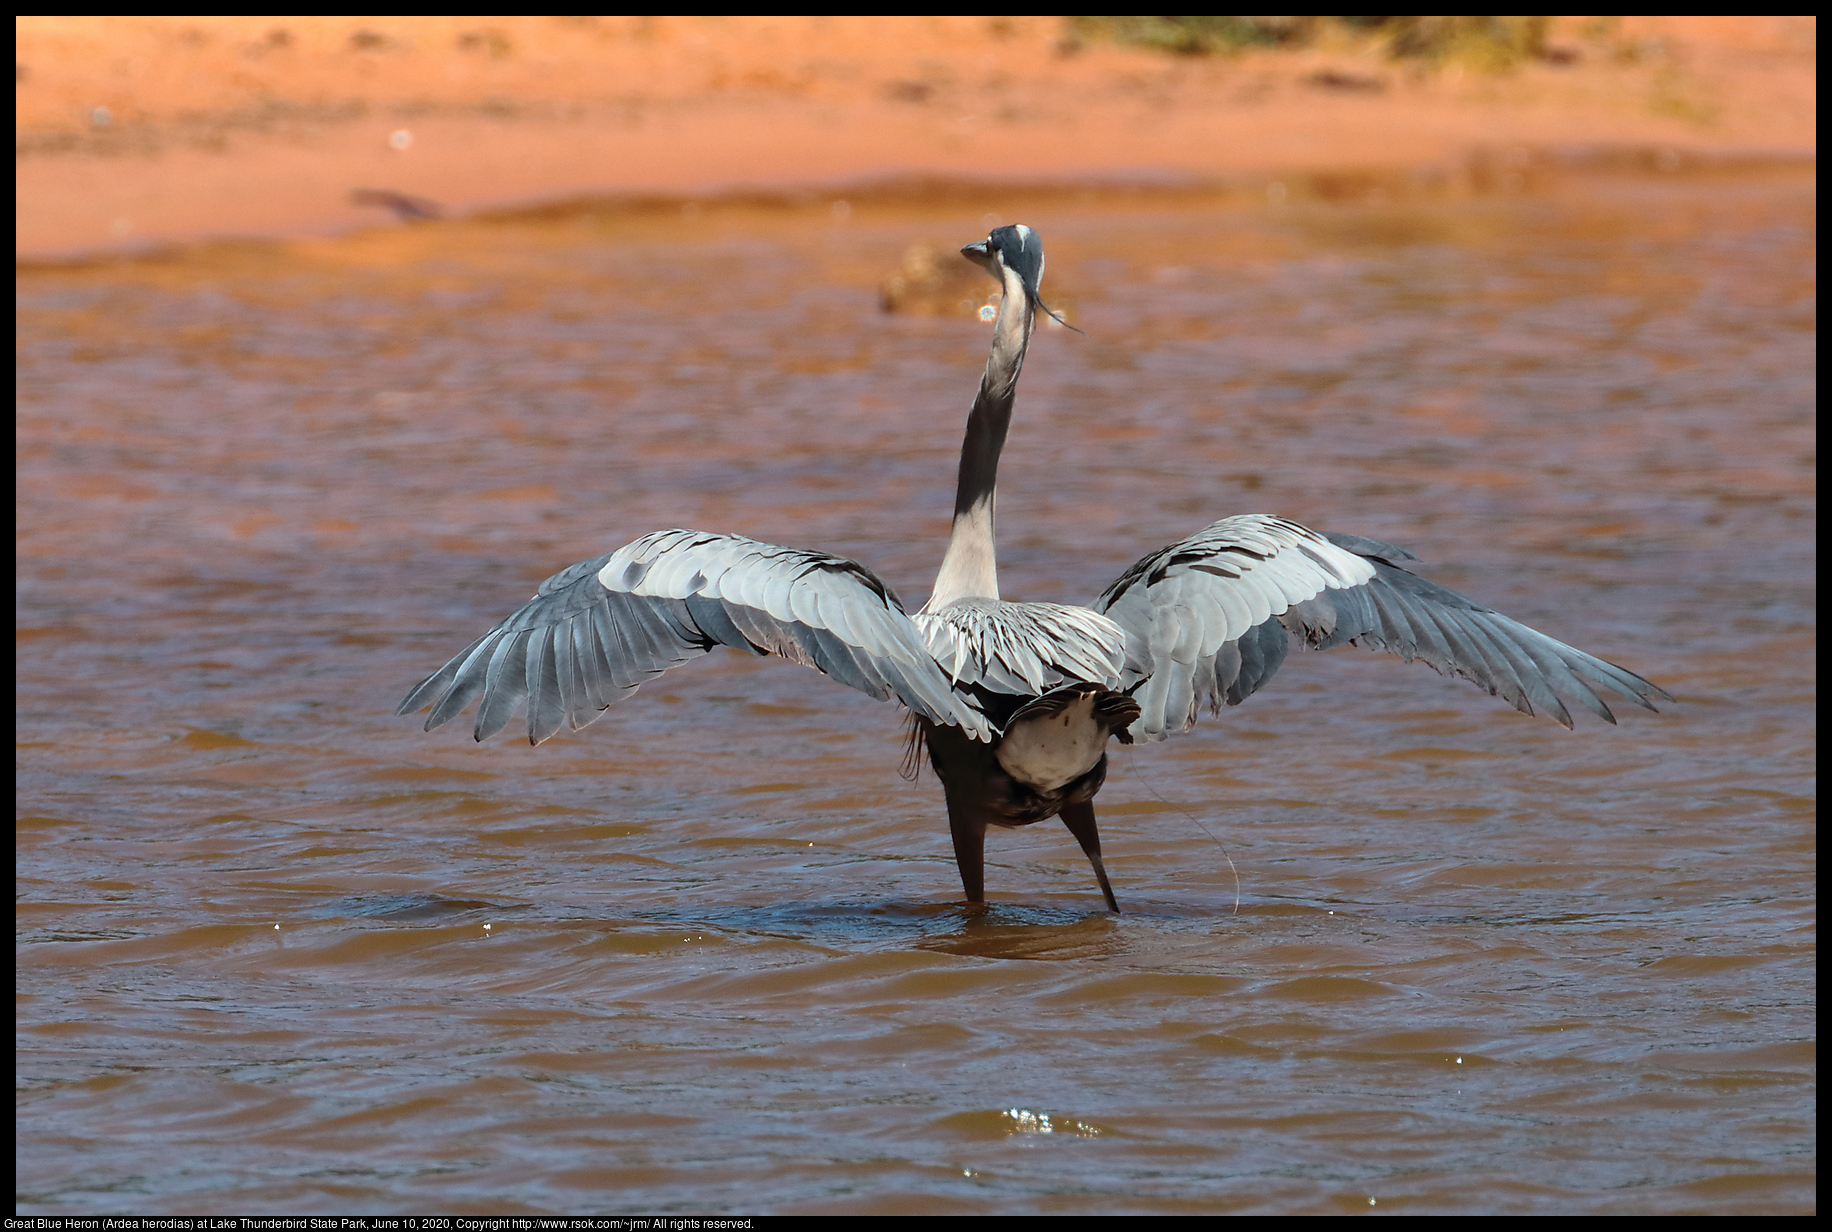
[{"left": 1069, "top": 16, "right": 1554, "bottom": 71}]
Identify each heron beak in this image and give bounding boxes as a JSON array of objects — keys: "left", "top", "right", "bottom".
[{"left": 960, "top": 238, "right": 998, "bottom": 278}]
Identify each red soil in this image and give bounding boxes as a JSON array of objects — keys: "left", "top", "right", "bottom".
[{"left": 15, "top": 16, "right": 1816, "bottom": 258}]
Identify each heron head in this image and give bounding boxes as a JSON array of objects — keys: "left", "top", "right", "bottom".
[
  {"left": 961, "top": 224, "right": 1044, "bottom": 299},
  {"left": 961, "top": 224, "right": 1079, "bottom": 332}
]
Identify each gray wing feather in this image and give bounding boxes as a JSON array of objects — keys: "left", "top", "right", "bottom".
[
  {"left": 723, "top": 602, "right": 790, "bottom": 659},
  {"left": 566, "top": 617, "right": 605, "bottom": 715},
  {"left": 799, "top": 625, "right": 876, "bottom": 697},
  {"left": 1379, "top": 584, "right": 1462, "bottom": 668},
  {"left": 1231, "top": 616, "right": 1290, "bottom": 704},
  {"left": 475, "top": 628, "right": 533, "bottom": 740},
  {"left": 417, "top": 634, "right": 494, "bottom": 731},
  {"left": 400, "top": 529, "right": 988, "bottom": 744},
  {"left": 1343, "top": 554, "right": 1668, "bottom": 726},
  {"left": 683, "top": 593, "right": 763, "bottom": 656},
  {"left": 1442, "top": 607, "right": 1535, "bottom": 713},
  {"left": 585, "top": 604, "right": 637, "bottom": 687},
  {"left": 1281, "top": 584, "right": 1377, "bottom": 651},
  {"left": 1097, "top": 513, "right": 1668, "bottom": 742},
  {"left": 552, "top": 622, "right": 582, "bottom": 732},
  {"left": 526, "top": 626, "right": 565, "bottom": 744}
]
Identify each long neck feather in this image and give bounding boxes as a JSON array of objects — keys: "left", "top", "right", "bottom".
[{"left": 926, "top": 264, "right": 1036, "bottom": 611}]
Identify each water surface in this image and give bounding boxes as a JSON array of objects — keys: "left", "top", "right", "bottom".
[{"left": 16, "top": 170, "right": 1816, "bottom": 1214}]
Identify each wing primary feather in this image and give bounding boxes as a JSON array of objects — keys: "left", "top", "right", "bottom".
[
  {"left": 1393, "top": 589, "right": 1485, "bottom": 683},
  {"left": 1551, "top": 641, "right": 1658, "bottom": 716},
  {"left": 551, "top": 619, "right": 581, "bottom": 730},
  {"left": 574, "top": 615, "right": 616, "bottom": 713},
  {"left": 1417, "top": 603, "right": 1509, "bottom": 700},
  {"left": 398, "top": 631, "right": 490, "bottom": 717},
  {"left": 1517, "top": 621, "right": 1669, "bottom": 708},
  {"left": 1377, "top": 581, "right": 1459, "bottom": 667},
  {"left": 1364, "top": 585, "right": 1424, "bottom": 662},
  {"left": 1486, "top": 624, "right": 1581, "bottom": 729},
  {"left": 525, "top": 627, "right": 566, "bottom": 745},
  {"left": 563, "top": 617, "right": 601, "bottom": 727},
  {"left": 1555, "top": 659, "right": 1620, "bottom": 725},
  {"left": 423, "top": 635, "right": 498, "bottom": 731},
  {"left": 617, "top": 595, "right": 677, "bottom": 671},
  {"left": 590, "top": 602, "right": 643, "bottom": 689},
  {"left": 1524, "top": 634, "right": 1621, "bottom": 723},
  {"left": 1438, "top": 606, "right": 1535, "bottom": 712},
  {"left": 1465, "top": 612, "right": 1569, "bottom": 723},
  {"left": 474, "top": 629, "right": 533, "bottom": 741}
]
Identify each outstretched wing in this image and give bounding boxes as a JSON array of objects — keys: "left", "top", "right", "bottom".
[
  {"left": 399, "top": 529, "right": 990, "bottom": 744},
  {"left": 1094, "top": 514, "right": 1670, "bottom": 742}
]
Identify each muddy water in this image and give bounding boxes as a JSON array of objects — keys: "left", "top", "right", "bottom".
[{"left": 16, "top": 171, "right": 1815, "bottom": 1214}]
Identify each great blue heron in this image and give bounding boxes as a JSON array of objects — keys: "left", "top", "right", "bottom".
[{"left": 400, "top": 224, "right": 1669, "bottom": 912}]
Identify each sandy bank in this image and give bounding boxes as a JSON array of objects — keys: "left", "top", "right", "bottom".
[{"left": 15, "top": 16, "right": 1816, "bottom": 259}]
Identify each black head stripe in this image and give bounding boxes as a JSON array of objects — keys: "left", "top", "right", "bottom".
[{"left": 989, "top": 225, "right": 1044, "bottom": 296}]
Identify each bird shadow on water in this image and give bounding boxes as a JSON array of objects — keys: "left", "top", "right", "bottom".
[
  {"left": 301, "top": 892, "right": 1206, "bottom": 961},
  {"left": 631, "top": 898, "right": 1170, "bottom": 960}
]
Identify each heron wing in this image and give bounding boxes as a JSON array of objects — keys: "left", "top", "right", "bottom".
[
  {"left": 399, "top": 529, "right": 990, "bottom": 744},
  {"left": 1094, "top": 515, "right": 1669, "bottom": 742}
]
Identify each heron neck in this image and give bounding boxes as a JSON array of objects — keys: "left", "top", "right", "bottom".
[{"left": 927, "top": 266, "right": 1036, "bottom": 611}]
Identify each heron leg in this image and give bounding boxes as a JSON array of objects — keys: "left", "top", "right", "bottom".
[
  {"left": 945, "top": 796, "right": 989, "bottom": 906},
  {"left": 1058, "top": 800, "right": 1120, "bottom": 913}
]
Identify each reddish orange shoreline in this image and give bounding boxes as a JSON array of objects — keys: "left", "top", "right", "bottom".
[{"left": 15, "top": 16, "right": 1816, "bottom": 258}]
